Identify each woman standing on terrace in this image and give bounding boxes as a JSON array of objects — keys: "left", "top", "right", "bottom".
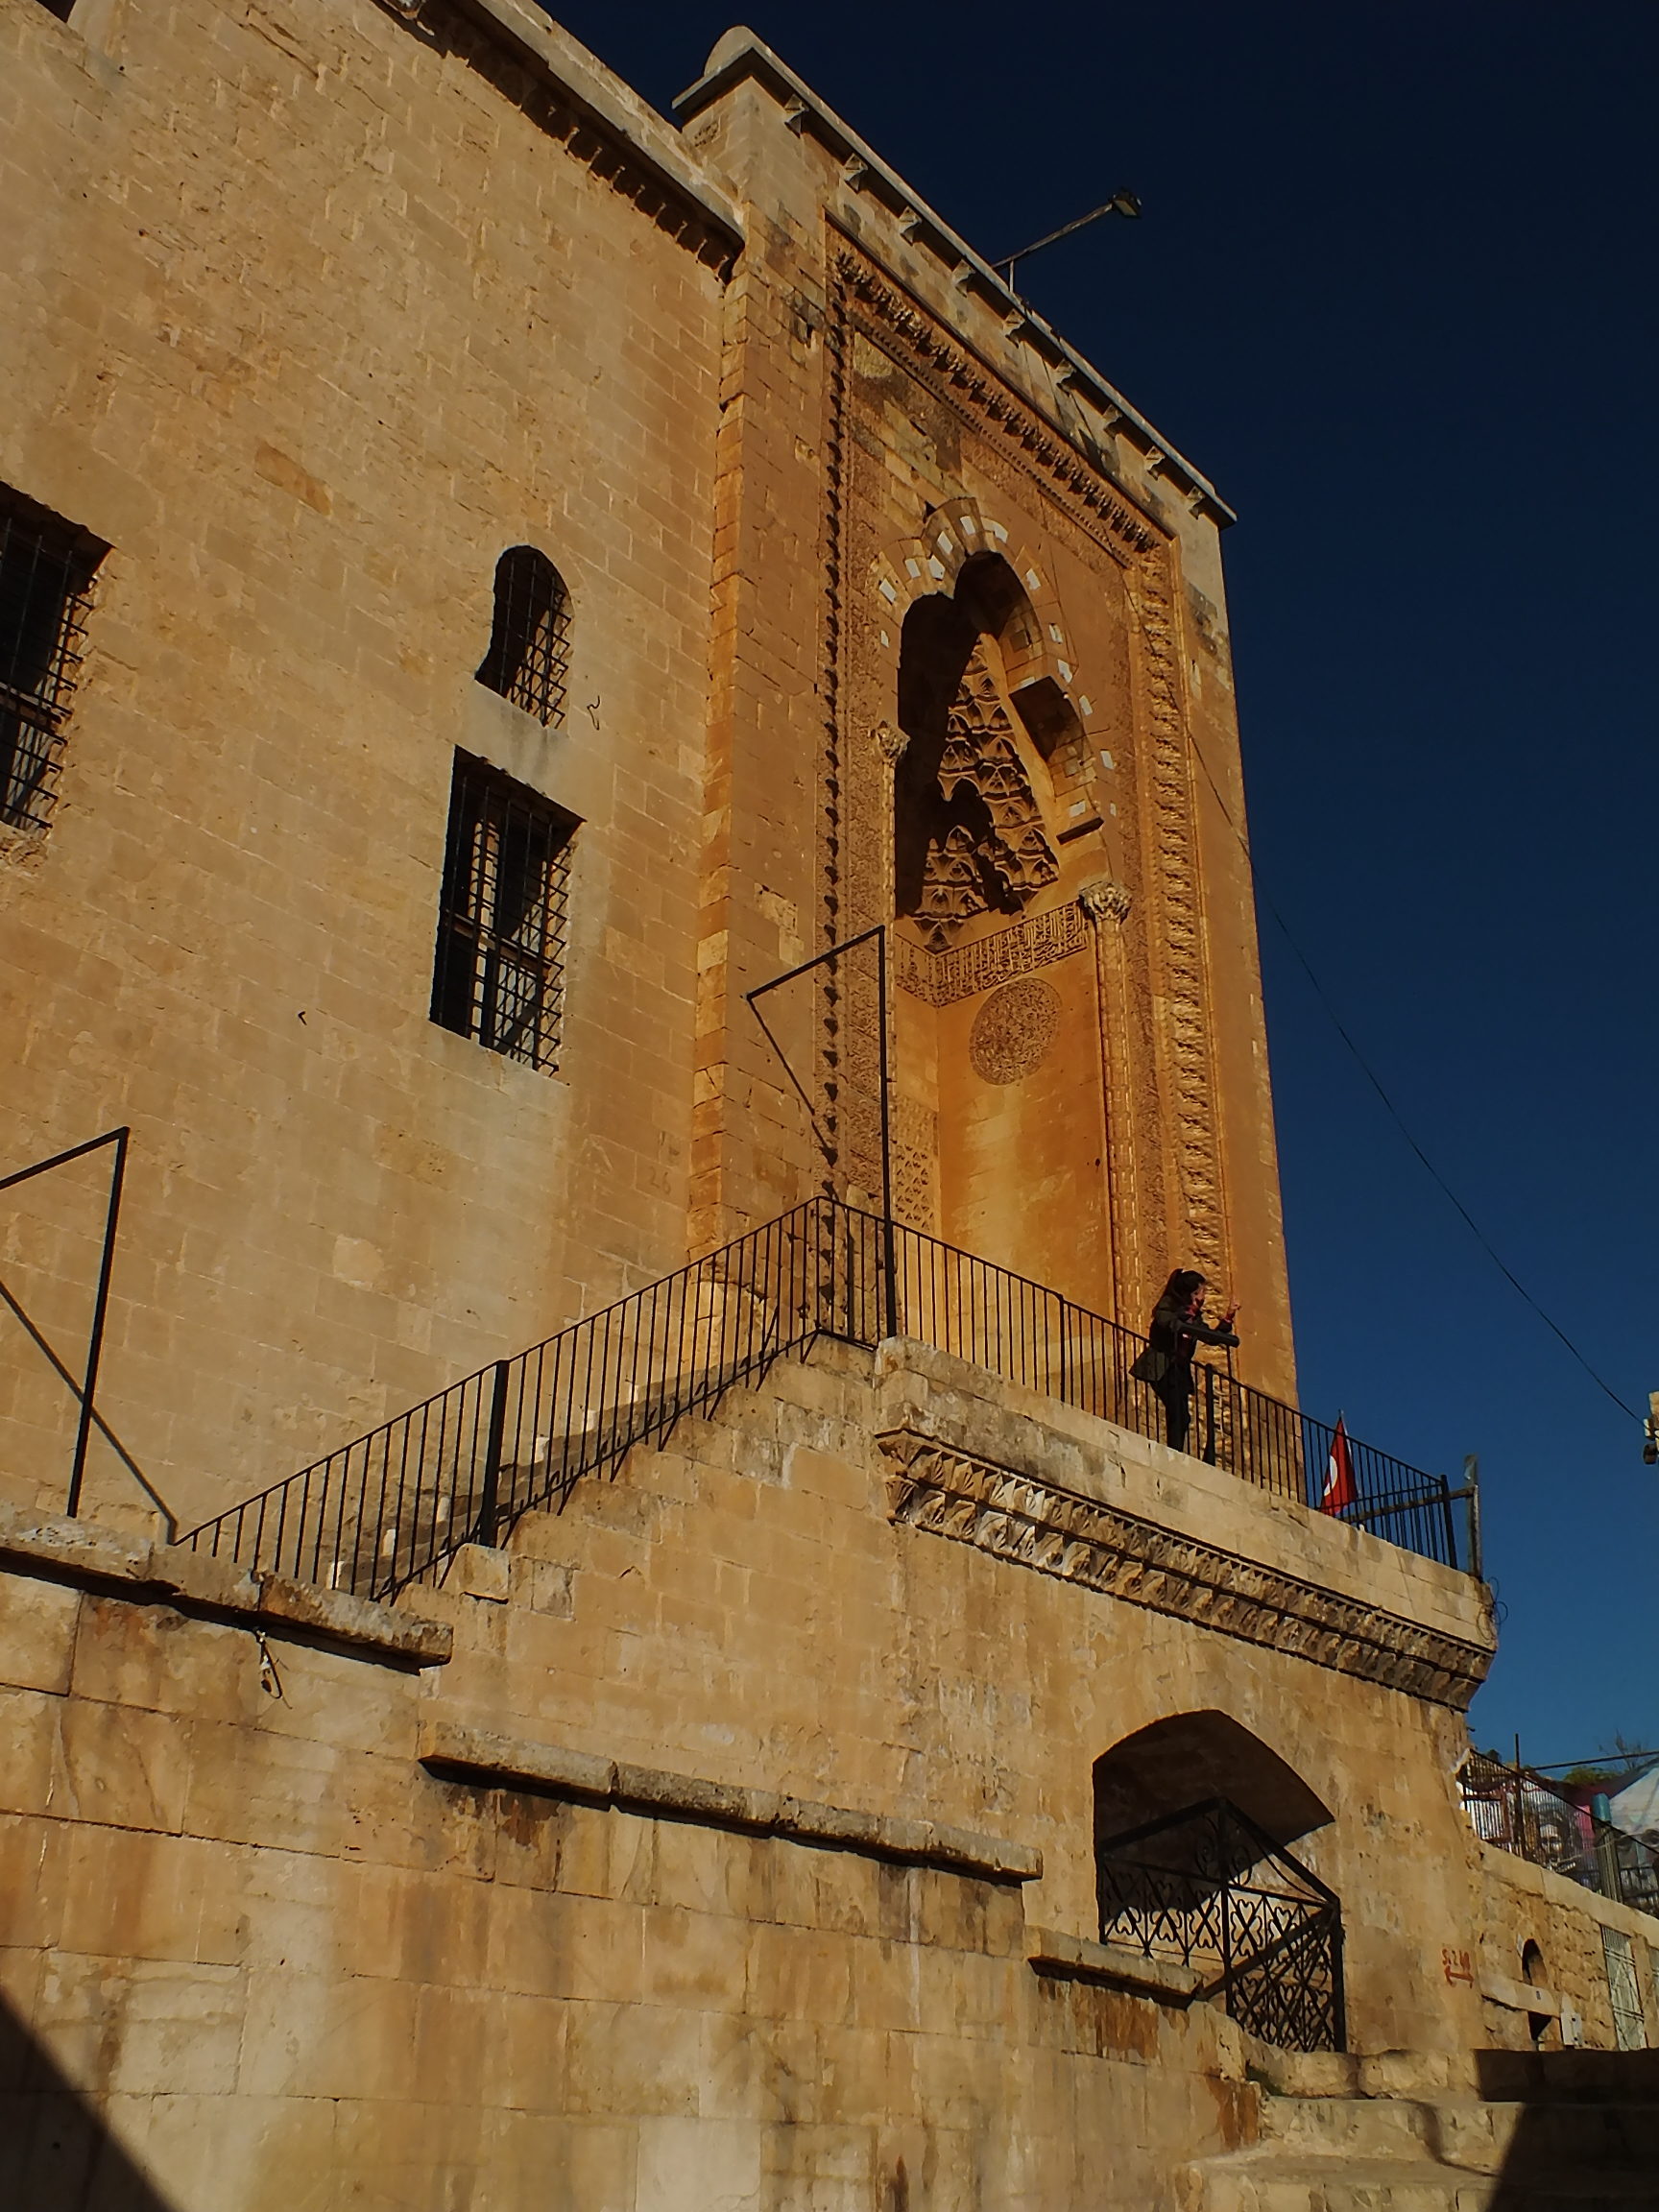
[{"left": 1138, "top": 1269, "right": 1239, "bottom": 1455}]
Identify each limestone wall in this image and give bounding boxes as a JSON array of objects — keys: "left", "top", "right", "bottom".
[
  {"left": 0, "top": 0, "right": 732, "bottom": 1530},
  {"left": 0, "top": 1337, "right": 1522, "bottom": 2209},
  {"left": 1471, "top": 1839, "right": 1659, "bottom": 2053}
]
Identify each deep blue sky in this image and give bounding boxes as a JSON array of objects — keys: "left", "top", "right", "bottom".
[{"left": 551, "top": 3, "right": 1657, "bottom": 1768}]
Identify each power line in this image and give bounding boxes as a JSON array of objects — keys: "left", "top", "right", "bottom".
[{"left": 1182, "top": 733, "right": 1641, "bottom": 1425}]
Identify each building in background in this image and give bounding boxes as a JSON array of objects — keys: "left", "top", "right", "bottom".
[{"left": 2, "top": 4, "right": 1656, "bottom": 2207}]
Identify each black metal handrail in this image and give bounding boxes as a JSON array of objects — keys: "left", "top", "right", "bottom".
[
  {"left": 1096, "top": 1795, "right": 1346, "bottom": 2052},
  {"left": 1459, "top": 1752, "right": 1659, "bottom": 1915},
  {"left": 181, "top": 1197, "right": 1468, "bottom": 1598}
]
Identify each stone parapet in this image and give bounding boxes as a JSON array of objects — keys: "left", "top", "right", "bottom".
[{"left": 875, "top": 1336, "right": 1496, "bottom": 1691}]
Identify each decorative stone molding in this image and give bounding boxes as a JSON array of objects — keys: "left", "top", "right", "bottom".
[
  {"left": 1078, "top": 878, "right": 1132, "bottom": 926},
  {"left": 419, "top": 1721, "right": 1043, "bottom": 1881},
  {"left": 878, "top": 1431, "right": 1492, "bottom": 1710},
  {"left": 873, "top": 719, "right": 905, "bottom": 764},
  {"left": 893, "top": 903, "right": 1087, "bottom": 1007},
  {"left": 833, "top": 251, "right": 1162, "bottom": 567}
]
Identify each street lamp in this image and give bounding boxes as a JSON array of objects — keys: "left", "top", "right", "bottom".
[{"left": 996, "top": 188, "right": 1142, "bottom": 295}]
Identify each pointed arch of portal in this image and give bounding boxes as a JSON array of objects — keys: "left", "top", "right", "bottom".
[{"left": 878, "top": 513, "right": 1113, "bottom": 1312}]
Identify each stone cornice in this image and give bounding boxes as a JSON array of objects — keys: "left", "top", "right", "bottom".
[
  {"left": 383, "top": 0, "right": 742, "bottom": 276},
  {"left": 878, "top": 1431, "right": 1493, "bottom": 1711},
  {"left": 675, "top": 31, "right": 1232, "bottom": 523}
]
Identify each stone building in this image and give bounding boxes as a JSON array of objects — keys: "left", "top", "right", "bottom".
[{"left": 1, "top": 2, "right": 1655, "bottom": 2207}]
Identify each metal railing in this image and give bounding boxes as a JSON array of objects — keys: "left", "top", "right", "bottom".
[
  {"left": 1096, "top": 1796, "right": 1346, "bottom": 2052},
  {"left": 1459, "top": 1752, "right": 1659, "bottom": 1915},
  {"left": 181, "top": 1197, "right": 1469, "bottom": 1599}
]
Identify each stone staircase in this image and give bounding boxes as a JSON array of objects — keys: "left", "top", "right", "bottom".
[{"left": 1181, "top": 2049, "right": 1659, "bottom": 2210}]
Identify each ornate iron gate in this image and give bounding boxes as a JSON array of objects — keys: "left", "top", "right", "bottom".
[{"left": 1096, "top": 1796, "right": 1345, "bottom": 2052}]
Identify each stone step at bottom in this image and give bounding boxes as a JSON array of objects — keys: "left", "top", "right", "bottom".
[
  {"left": 1184, "top": 2150, "right": 1659, "bottom": 2212},
  {"left": 1260, "top": 2096, "right": 1659, "bottom": 2174}
]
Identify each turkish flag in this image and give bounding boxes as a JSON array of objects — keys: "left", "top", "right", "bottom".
[{"left": 1320, "top": 1415, "right": 1357, "bottom": 1514}]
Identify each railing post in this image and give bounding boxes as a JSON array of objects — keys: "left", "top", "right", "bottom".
[
  {"left": 477, "top": 1359, "right": 510, "bottom": 1548},
  {"left": 68, "top": 1126, "right": 129, "bottom": 1519},
  {"left": 1436, "top": 1471, "right": 1458, "bottom": 1572},
  {"left": 876, "top": 924, "right": 898, "bottom": 1343},
  {"left": 1463, "top": 1453, "right": 1482, "bottom": 1579},
  {"left": 1330, "top": 1912, "right": 1348, "bottom": 2052},
  {"left": 1219, "top": 1851, "right": 1234, "bottom": 2019}
]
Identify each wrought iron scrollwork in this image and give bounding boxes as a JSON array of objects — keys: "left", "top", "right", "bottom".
[{"left": 1096, "top": 1795, "right": 1345, "bottom": 2052}]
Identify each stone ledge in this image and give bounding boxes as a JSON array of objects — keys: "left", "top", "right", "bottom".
[
  {"left": 0, "top": 1503, "right": 451, "bottom": 1668},
  {"left": 1027, "top": 1927, "right": 1200, "bottom": 2002},
  {"left": 1479, "top": 1971, "right": 1562, "bottom": 2018},
  {"left": 419, "top": 1721, "right": 1042, "bottom": 1881}
]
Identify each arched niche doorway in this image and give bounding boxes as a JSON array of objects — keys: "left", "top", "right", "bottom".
[
  {"left": 887, "top": 550, "right": 1107, "bottom": 1306},
  {"left": 1092, "top": 1710, "right": 1334, "bottom": 1853},
  {"left": 1091, "top": 1711, "right": 1346, "bottom": 2053}
]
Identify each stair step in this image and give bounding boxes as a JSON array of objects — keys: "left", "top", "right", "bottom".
[
  {"left": 1184, "top": 2150, "right": 1659, "bottom": 2212},
  {"left": 1183, "top": 2152, "right": 1493, "bottom": 2212},
  {"left": 1260, "top": 2096, "right": 1659, "bottom": 2176},
  {"left": 1259, "top": 2097, "right": 1434, "bottom": 2160}
]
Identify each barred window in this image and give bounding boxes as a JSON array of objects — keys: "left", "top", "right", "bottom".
[
  {"left": 1, "top": 488, "right": 105, "bottom": 834},
  {"left": 474, "top": 545, "right": 569, "bottom": 726},
  {"left": 431, "top": 753, "right": 575, "bottom": 1073}
]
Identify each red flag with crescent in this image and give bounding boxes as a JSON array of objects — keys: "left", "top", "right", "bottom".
[{"left": 1320, "top": 1415, "right": 1357, "bottom": 1513}]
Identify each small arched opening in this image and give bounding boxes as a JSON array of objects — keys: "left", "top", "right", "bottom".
[
  {"left": 1520, "top": 1937, "right": 1552, "bottom": 2046},
  {"left": 475, "top": 545, "right": 570, "bottom": 726},
  {"left": 1092, "top": 1713, "right": 1345, "bottom": 2053}
]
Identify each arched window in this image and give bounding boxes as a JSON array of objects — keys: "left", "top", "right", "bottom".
[{"left": 475, "top": 545, "right": 569, "bottom": 726}]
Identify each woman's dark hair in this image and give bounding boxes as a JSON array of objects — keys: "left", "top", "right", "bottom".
[{"left": 1156, "top": 1268, "right": 1206, "bottom": 1311}]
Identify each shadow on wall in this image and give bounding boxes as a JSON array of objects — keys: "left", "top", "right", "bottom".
[
  {"left": 1478, "top": 2049, "right": 1659, "bottom": 2203},
  {"left": 0, "top": 1986, "right": 178, "bottom": 2212}
]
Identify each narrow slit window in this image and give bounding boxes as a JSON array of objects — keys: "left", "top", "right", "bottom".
[
  {"left": 431, "top": 752, "right": 575, "bottom": 1074},
  {"left": 474, "top": 545, "right": 569, "bottom": 726},
  {"left": 1, "top": 488, "right": 106, "bottom": 834}
]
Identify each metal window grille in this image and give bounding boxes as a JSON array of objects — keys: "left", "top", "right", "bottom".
[
  {"left": 430, "top": 752, "right": 574, "bottom": 1072},
  {"left": 474, "top": 545, "right": 569, "bottom": 725},
  {"left": 1602, "top": 1927, "right": 1647, "bottom": 2051},
  {"left": 0, "top": 489, "right": 104, "bottom": 834}
]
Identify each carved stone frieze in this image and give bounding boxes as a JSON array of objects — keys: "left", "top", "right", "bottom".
[
  {"left": 893, "top": 902, "right": 1087, "bottom": 1008},
  {"left": 877, "top": 1431, "right": 1493, "bottom": 1711}
]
